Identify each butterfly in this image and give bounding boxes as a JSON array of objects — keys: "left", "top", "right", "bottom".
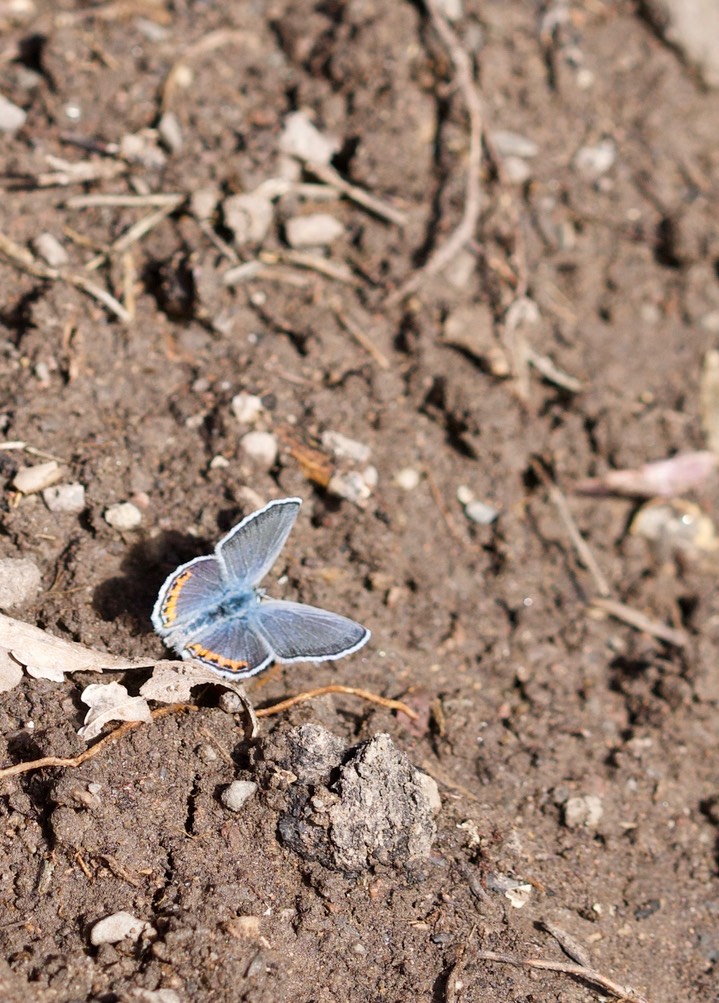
[{"left": 152, "top": 497, "right": 370, "bottom": 678}]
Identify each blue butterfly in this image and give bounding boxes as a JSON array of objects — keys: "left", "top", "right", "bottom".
[{"left": 152, "top": 497, "right": 370, "bottom": 678}]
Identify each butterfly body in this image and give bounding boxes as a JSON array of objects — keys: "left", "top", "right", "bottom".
[{"left": 152, "top": 497, "right": 370, "bottom": 678}]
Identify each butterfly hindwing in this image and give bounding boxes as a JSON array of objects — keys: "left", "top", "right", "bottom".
[
  {"left": 217, "top": 497, "right": 301, "bottom": 589},
  {"left": 250, "top": 599, "right": 370, "bottom": 664},
  {"left": 183, "top": 618, "right": 274, "bottom": 678},
  {"left": 152, "top": 555, "right": 226, "bottom": 638}
]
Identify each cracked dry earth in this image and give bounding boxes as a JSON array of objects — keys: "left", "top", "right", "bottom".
[{"left": 0, "top": 1, "right": 718, "bottom": 1002}]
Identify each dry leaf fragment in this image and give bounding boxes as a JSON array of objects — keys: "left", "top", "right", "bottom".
[
  {"left": 0, "top": 649, "right": 23, "bottom": 692},
  {"left": 0, "top": 613, "right": 151, "bottom": 678},
  {"left": 140, "top": 660, "right": 258, "bottom": 737},
  {"left": 576, "top": 451, "right": 717, "bottom": 499},
  {"left": 78, "top": 682, "right": 152, "bottom": 741}
]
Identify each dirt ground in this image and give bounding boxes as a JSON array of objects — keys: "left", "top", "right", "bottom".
[{"left": 0, "top": 1, "right": 718, "bottom": 1001}]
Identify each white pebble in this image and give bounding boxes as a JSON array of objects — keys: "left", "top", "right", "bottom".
[
  {"left": 0, "top": 94, "right": 26, "bottom": 132},
  {"left": 280, "top": 110, "right": 339, "bottom": 165},
  {"left": 574, "top": 139, "right": 615, "bottom": 178},
  {"left": 394, "top": 467, "right": 420, "bottom": 491},
  {"left": 502, "top": 156, "right": 532, "bottom": 185},
  {"left": 0, "top": 558, "right": 41, "bottom": 609},
  {"left": 490, "top": 130, "right": 538, "bottom": 159},
  {"left": 13, "top": 460, "right": 62, "bottom": 494},
  {"left": 564, "top": 794, "right": 604, "bottom": 830},
  {"left": 209, "top": 454, "right": 230, "bottom": 469},
  {"left": 231, "top": 392, "right": 264, "bottom": 425},
  {"left": 224, "top": 192, "right": 273, "bottom": 245},
  {"left": 221, "top": 780, "right": 258, "bottom": 812},
  {"left": 285, "top": 213, "right": 344, "bottom": 248},
  {"left": 456, "top": 484, "right": 474, "bottom": 505},
  {"left": 321, "top": 430, "right": 371, "bottom": 464},
  {"left": 42, "top": 482, "right": 85, "bottom": 513},
  {"left": 32, "top": 232, "right": 68, "bottom": 268},
  {"left": 104, "top": 502, "right": 142, "bottom": 531},
  {"left": 464, "top": 500, "right": 499, "bottom": 525},
  {"left": 241, "top": 430, "right": 278, "bottom": 470},
  {"left": 190, "top": 187, "right": 219, "bottom": 222},
  {"left": 328, "top": 469, "right": 373, "bottom": 507},
  {"left": 90, "top": 911, "right": 153, "bottom": 946}
]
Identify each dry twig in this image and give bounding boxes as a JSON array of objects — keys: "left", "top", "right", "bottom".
[
  {"left": 475, "top": 948, "right": 649, "bottom": 1003},
  {"left": 532, "top": 460, "right": 610, "bottom": 597},
  {"left": 589, "top": 597, "right": 688, "bottom": 648},
  {"left": 256, "top": 685, "right": 417, "bottom": 720},
  {"left": 84, "top": 197, "right": 184, "bottom": 271},
  {"left": 388, "top": 0, "right": 482, "bottom": 303},
  {"left": 0, "top": 704, "right": 199, "bottom": 781},
  {"left": 0, "top": 232, "right": 131, "bottom": 323},
  {"left": 303, "top": 160, "right": 406, "bottom": 227},
  {"left": 333, "top": 308, "right": 391, "bottom": 369}
]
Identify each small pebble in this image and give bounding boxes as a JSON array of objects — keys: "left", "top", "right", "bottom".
[
  {"left": 321, "top": 430, "right": 371, "bottom": 464},
  {"left": 158, "top": 110, "right": 183, "bottom": 153},
  {"left": 286, "top": 213, "right": 344, "bottom": 248},
  {"left": 219, "top": 691, "right": 245, "bottom": 714},
  {"left": 240, "top": 430, "right": 278, "bottom": 470},
  {"left": 490, "top": 129, "right": 539, "bottom": 159},
  {"left": 574, "top": 139, "right": 615, "bottom": 178},
  {"left": 90, "top": 911, "right": 152, "bottom": 946},
  {"left": 119, "top": 129, "right": 166, "bottom": 170},
  {"left": 104, "top": 502, "right": 143, "bottom": 531},
  {"left": 33, "top": 232, "right": 69, "bottom": 267},
  {"left": 224, "top": 192, "right": 274, "bottom": 245},
  {"left": 0, "top": 94, "right": 26, "bottom": 132},
  {"left": 209, "top": 454, "right": 230, "bottom": 469},
  {"left": 42, "top": 482, "right": 85, "bottom": 514},
  {"left": 502, "top": 156, "right": 532, "bottom": 185},
  {"left": 13, "top": 460, "right": 62, "bottom": 494},
  {"left": 190, "top": 188, "right": 219, "bottom": 222},
  {"left": 221, "top": 780, "right": 258, "bottom": 812},
  {"left": 394, "top": 467, "right": 421, "bottom": 491},
  {"left": 231, "top": 392, "right": 264, "bottom": 425},
  {"left": 464, "top": 500, "right": 499, "bottom": 525},
  {"left": 564, "top": 794, "right": 604, "bottom": 830},
  {"left": 279, "top": 110, "right": 339, "bottom": 165},
  {"left": 443, "top": 303, "right": 494, "bottom": 358},
  {"left": 434, "top": 0, "right": 463, "bottom": 19},
  {"left": 328, "top": 469, "right": 374, "bottom": 507}
]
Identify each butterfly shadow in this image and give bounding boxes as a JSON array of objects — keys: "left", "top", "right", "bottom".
[{"left": 92, "top": 530, "right": 212, "bottom": 641}]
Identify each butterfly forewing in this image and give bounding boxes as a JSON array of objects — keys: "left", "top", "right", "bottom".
[
  {"left": 251, "top": 599, "right": 370, "bottom": 663},
  {"left": 152, "top": 555, "right": 226, "bottom": 637},
  {"left": 217, "top": 497, "right": 301, "bottom": 589}
]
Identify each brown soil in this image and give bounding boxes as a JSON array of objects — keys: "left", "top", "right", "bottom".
[{"left": 0, "top": 2, "right": 718, "bottom": 1001}]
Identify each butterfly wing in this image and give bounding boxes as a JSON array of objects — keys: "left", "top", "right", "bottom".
[
  {"left": 217, "top": 497, "right": 301, "bottom": 589},
  {"left": 152, "top": 555, "right": 226, "bottom": 640},
  {"left": 251, "top": 599, "right": 370, "bottom": 664},
  {"left": 183, "top": 618, "right": 274, "bottom": 678}
]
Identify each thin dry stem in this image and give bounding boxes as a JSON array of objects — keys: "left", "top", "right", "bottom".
[
  {"left": 475, "top": 949, "right": 649, "bottom": 1003},
  {"left": 388, "top": 0, "right": 482, "bottom": 303},
  {"left": 256, "top": 685, "right": 417, "bottom": 720}
]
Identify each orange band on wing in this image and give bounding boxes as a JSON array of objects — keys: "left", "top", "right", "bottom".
[
  {"left": 186, "top": 642, "right": 249, "bottom": 674},
  {"left": 160, "top": 569, "right": 193, "bottom": 626}
]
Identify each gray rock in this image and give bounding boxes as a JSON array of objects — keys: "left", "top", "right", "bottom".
[
  {"left": 490, "top": 129, "right": 538, "bottom": 159},
  {"left": 643, "top": 0, "right": 719, "bottom": 88},
  {"left": 564, "top": 794, "right": 604, "bottom": 830},
  {"left": 0, "top": 558, "right": 42, "bottom": 608},
  {"left": 260, "top": 726, "right": 439, "bottom": 873}
]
